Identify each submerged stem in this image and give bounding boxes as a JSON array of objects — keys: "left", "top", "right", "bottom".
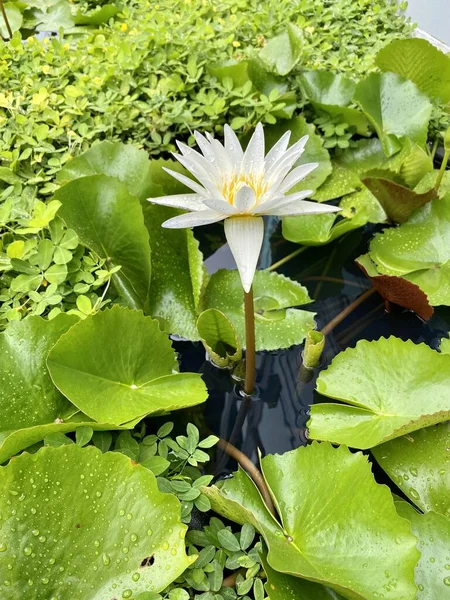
[
  {"left": 244, "top": 287, "right": 256, "bottom": 396},
  {"left": 267, "top": 246, "right": 306, "bottom": 271},
  {"left": 321, "top": 287, "right": 377, "bottom": 337},
  {"left": 0, "top": 1, "right": 12, "bottom": 39},
  {"left": 217, "top": 438, "right": 276, "bottom": 517}
]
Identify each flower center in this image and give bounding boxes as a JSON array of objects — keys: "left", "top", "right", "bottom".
[{"left": 220, "top": 172, "right": 269, "bottom": 205}]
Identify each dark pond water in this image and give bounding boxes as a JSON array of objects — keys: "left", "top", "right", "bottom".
[{"left": 173, "top": 217, "right": 450, "bottom": 478}]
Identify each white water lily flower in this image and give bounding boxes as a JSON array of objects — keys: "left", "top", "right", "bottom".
[{"left": 148, "top": 123, "right": 340, "bottom": 292}]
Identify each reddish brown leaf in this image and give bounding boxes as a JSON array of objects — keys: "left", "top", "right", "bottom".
[{"left": 357, "top": 258, "right": 434, "bottom": 321}]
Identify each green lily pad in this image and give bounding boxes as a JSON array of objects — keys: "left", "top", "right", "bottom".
[
  {"left": 283, "top": 188, "right": 385, "bottom": 245},
  {"left": 55, "top": 175, "right": 152, "bottom": 311},
  {"left": 299, "top": 70, "right": 370, "bottom": 135},
  {"left": 310, "top": 337, "right": 450, "bottom": 448},
  {"left": 143, "top": 205, "right": 205, "bottom": 341},
  {"left": 354, "top": 72, "right": 432, "bottom": 156},
  {"left": 261, "top": 549, "right": 345, "bottom": 600},
  {"left": 372, "top": 424, "right": 450, "bottom": 518},
  {"left": 376, "top": 38, "right": 450, "bottom": 104},
  {"left": 0, "top": 418, "right": 127, "bottom": 465},
  {"left": 197, "top": 308, "right": 242, "bottom": 368},
  {"left": 264, "top": 116, "right": 332, "bottom": 193},
  {"left": 395, "top": 500, "right": 450, "bottom": 599},
  {"left": 56, "top": 141, "right": 154, "bottom": 201},
  {"left": 0, "top": 3, "right": 23, "bottom": 38},
  {"left": 0, "top": 314, "right": 78, "bottom": 432},
  {"left": 258, "top": 24, "right": 303, "bottom": 76},
  {"left": 73, "top": 4, "right": 119, "bottom": 26},
  {"left": 311, "top": 138, "right": 413, "bottom": 203},
  {"left": 47, "top": 306, "right": 207, "bottom": 425},
  {"left": 368, "top": 195, "right": 450, "bottom": 275},
  {"left": 203, "top": 442, "right": 418, "bottom": 600},
  {"left": 0, "top": 444, "right": 194, "bottom": 598},
  {"left": 202, "top": 270, "right": 315, "bottom": 351},
  {"left": 363, "top": 192, "right": 450, "bottom": 306}
]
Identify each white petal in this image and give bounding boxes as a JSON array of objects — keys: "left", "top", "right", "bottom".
[
  {"left": 162, "top": 209, "right": 227, "bottom": 229},
  {"left": 255, "top": 190, "right": 312, "bottom": 213},
  {"left": 267, "top": 200, "right": 341, "bottom": 217},
  {"left": 175, "top": 142, "right": 222, "bottom": 179},
  {"left": 224, "top": 216, "right": 264, "bottom": 293},
  {"left": 202, "top": 197, "right": 237, "bottom": 214},
  {"left": 224, "top": 125, "right": 244, "bottom": 166},
  {"left": 194, "top": 131, "right": 216, "bottom": 161},
  {"left": 174, "top": 152, "right": 223, "bottom": 198},
  {"left": 265, "top": 136, "right": 309, "bottom": 182},
  {"left": 162, "top": 167, "right": 209, "bottom": 196},
  {"left": 148, "top": 194, "right": 205, "bottom": 211},
  {"left": 264, "top": 130, "right": 291, "bottom": 169},
  {"left": 242, "top": 123, "right": 265, "bottom": 173},
  {"left": 278, "top": 163, "right": 318, "bottom": 194},
  {"left": 234, "top": 184, "right": 256, "bottom": 213},
  {"left": 210, "top": 139, "right": 234, "bottom": 174}
]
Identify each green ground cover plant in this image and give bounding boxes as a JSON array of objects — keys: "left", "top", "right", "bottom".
[{"left": 1, "top": 0, "right": 450, "bottom": 598}]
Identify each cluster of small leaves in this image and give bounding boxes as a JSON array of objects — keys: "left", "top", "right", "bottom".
[
  {"left": 161, "top": 520, "right": 266, "bottom": 600},
  {"left": 313, "top": 114, "right": 355, "bottom": 149},
  {"left": 111, "top": 423, "right": 219, "bottom": 524},
  {"left": 0, "top": 207, "right": 114, "bottom": 330}
]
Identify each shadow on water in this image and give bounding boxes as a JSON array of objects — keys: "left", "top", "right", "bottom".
[{"left": 174, "top": 219, "right": 450, "bottom": 477}]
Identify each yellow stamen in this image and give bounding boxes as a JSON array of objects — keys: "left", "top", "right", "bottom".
[{"left": 220, "top": 172, "right": 269, "bottom": 206}]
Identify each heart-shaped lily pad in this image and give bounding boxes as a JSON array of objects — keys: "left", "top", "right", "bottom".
[
  {"left": 202, "top": 270, "right": 315, "bottom": 351},
  {"left": 56, "top": 141, "right": 155, "bottom": 201},
  {"left": 55, "top": 175, "right": 152, "bottom": 311},
  {"left": 203, "top": 442, "right": 418, "bottom": 600},
  {"left": 0, "top": 444, "right": 194, "bottom": 598},
  {"left": 372, "top": 423, "right": 450, "bottom": 518},
  {"left": 310, "top": 337, "right": 450, "bottom": 448},
  {"left": 395, "top": 500, "right": 450, "bottom": 599},
  {"left": 354, "top": 72, "right": 432, "bottom": 156},
  {"left": 283, "top": 188, "right": 385, "bottom": 246},
  {"left": 364, "top": 194, "right": 450, "bottom": 306},
  {"left": 261, "top": 549, "right": 346, "bottom": 600},
  {"left": 0, "top": 314, "right": 78, "bottom": 431},
  {"left": 47, "top": 306, "right": 207, "bottom": 425},
  {"left": 376, "top": 38, "right": 450, "bottom": 104},
  {"left": 144, "top": 204, "right": 205, "bottom": 340}
]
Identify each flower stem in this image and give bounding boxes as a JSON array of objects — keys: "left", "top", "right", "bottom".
[
  {"left": 267, "top": 246, "right": 306, "bottom": 271},
  {"left": 244, "top": 286, "right": 256, "bottom": 396},
  {"left": 0, "top": 1, "right": 13, "bottom": 40},
  {"left": 435, "top": 148, "right": 450, "bottom": 193}
]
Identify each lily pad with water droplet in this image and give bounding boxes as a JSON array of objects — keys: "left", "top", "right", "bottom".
[
  {"left": 310, "top": 337, "right": 450, "bottom": 449},
  {"left": 395, "top": 500, "right": 450, "bottom": 600},
  {"left": 0, "top": 444, "right": 195, "bottom": 599},
  {"left": 55, "top": 175, "right": 152, "bottom": 312},
  {"left": 0, "top": 314, "right": 78, "bottom": 432},
  {"left": 261, "top": 548, "right": 345, "bottom": 599},
  {"left": 203, "top": 442, "right": 418, "bottom": 600},
  {"left": 202, "top": 269, "right": 315, "bottom": 351},
  {"left": 47, "top": 306, "right": 207, "bottom": 425},
  {"left": 373, "top": 423, "right": 450, "bottom": 518},
  {"left": 56, "top": 141, "right": 156, "bottom": 201},
  {"left": 143, "top": 204, "right": 205, "bottom": 341},
  {"left": 354, "top": 72, "right": 432, "bottom": 156}
]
